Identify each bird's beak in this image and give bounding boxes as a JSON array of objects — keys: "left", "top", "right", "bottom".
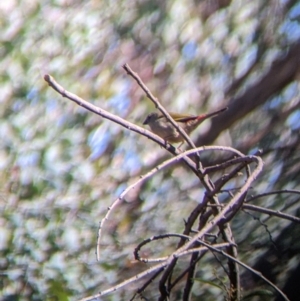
[{"left": 143, "top": 116, "right": 149, "bottom": 125}]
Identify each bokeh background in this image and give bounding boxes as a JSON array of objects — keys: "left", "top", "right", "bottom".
[{"left": 1, "top": 0, "right": 300, "bottom": 300}]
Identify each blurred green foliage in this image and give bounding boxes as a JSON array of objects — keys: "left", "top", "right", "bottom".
[{"left": 1, "top": 0, "right": 300, "bottom": 300}]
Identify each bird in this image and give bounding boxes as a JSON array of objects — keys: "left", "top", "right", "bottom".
[{"left": 143, "top": 107, "right": 227, "bottom": 144}]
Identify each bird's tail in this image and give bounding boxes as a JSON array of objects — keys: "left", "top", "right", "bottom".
[{"left": 197, "top": 107, "right": 228, "bottom": 120}]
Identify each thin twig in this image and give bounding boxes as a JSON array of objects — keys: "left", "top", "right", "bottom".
[
  {"left": 242, "top": 203, "right": 300, "bottom": 223},
  {"left": 204, "top": 156, "right": 257, "bottom": 175},
  {"left": 246, "top": 189, "right": 300, "bottom": 203},
  {"left": 197, "top": 239, "right": 290, "bottom": 301},
  {"left": 44, "top": 75, "right": 174, "bottom": 151},
  {"left": 78, "top": 262, "right": 167, "bottom": 301},
  {"left": 96, "top": 147, "right": 208, "bottom": 261}
]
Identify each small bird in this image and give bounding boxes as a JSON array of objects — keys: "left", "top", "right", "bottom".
[{"left": 143, "top": 107, "right": 227, "bottom": 144}]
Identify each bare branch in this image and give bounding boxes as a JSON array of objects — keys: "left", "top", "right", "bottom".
[
  {"left": 197, "top": 240, "right": 290, "bottom": 301},
  {"left": 246, "top": 189, "right": 300, "bottom": 203},
  {"left": 44, "top": 74, "right": 176, "bottom": 152},
  {"left": 78, "top": 262, "right": 167, "bottom": 301},
  {"left": 242, "top": 203, "right": 300, "bottom": 223}
]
